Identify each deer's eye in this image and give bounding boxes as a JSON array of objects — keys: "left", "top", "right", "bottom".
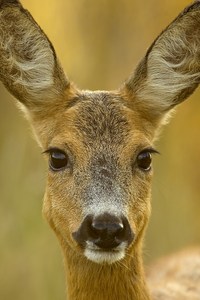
[
  {"left": 137, "top": 151, "right": 152, "bottom": 171},
  {"left": 49, "top": 149, "right": 69, "bottom": 171}
]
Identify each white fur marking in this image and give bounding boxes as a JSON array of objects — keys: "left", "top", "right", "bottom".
[
  {"left": 83, "top": 182, "right": 128, "bottom": 217},
  {"left": 135, "top": 15, "right": 200, "bottom": 112},
  {"left": 0, "top": 9, "right": 61, "bottom": 101},
  {"left": 84, "top": 242, "right": 127, "bottom": 264}
]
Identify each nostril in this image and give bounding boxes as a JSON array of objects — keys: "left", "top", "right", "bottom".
[
  {"left": 91, "top": 223, "right": 125, "bottom": 249},
  {"left": 90, "top": 221, "right": 125, "bottom": 249}
]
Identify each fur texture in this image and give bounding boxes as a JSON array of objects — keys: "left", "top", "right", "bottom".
[
  {"left": 126, "top": 2, "right": 200, "bottom": 117},
  {"left": 1, "top": 1, "right": 200, "bottom": 300},
  {"left": 0, "top": 1, "right": 68, "bottom": 107}
]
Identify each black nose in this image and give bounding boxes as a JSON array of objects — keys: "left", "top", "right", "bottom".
[{"left": 73, "top": 213, "right": 134, "bottom": 250}]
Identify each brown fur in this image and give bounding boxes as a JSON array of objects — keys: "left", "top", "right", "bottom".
[{"left": 1, "top": 1, "right": 200, "bottom": 299}]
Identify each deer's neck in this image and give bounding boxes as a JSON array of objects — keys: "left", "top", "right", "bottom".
[{"left": 62, "top": 245, "right": 151, "bottom": 300}]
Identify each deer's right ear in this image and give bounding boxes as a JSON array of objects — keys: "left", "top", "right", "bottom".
[
  {"left": 124, "top": 1, "right": 200, "bottom": 122},
  {"left": 0, "top": 0, "right": 69, "bottom": 114}
]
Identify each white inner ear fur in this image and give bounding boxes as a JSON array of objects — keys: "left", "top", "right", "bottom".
[
  {"left": 0, "top": 9, "right": 61, "bottom": 101},
  {"left": 13, "top": 38, "right": 55, "bottom": 96},
  {"left": 135, "top": 15, "right": 200, "bottom": 112}
]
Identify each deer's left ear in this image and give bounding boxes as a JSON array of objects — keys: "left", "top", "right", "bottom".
[
  {"left": 0, "top": 0, "right": 69, "bottom": 112},
  {"left": 124, "top": 1, "right": 200, "bottom": 121}
]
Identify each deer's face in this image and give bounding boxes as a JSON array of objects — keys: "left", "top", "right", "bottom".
[
  {"left": 1, "top": 0, "right": 200, "bottom": 268},
  {"left": 41, "top": 91, "right": 156, "bottom": 264}
]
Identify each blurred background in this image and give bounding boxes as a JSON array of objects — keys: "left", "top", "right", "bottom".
[{"left": 1, "top": 0, "right": 200, "bottom": 299}]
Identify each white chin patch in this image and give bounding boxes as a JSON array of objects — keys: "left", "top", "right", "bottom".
[{"left": 84, "top": 248, "right": 125, "bottom": 264}]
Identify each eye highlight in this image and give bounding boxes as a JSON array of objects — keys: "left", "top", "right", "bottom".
[
  {"left": 136, "top": 148, "right": 159, "bottom": 172},
  {"left": 45, "top": 148, "right": 69, "bottom": 171}
]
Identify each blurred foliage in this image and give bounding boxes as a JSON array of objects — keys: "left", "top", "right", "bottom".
[{"left": 1, "top": 0, "right": 200, "bottom": 299}]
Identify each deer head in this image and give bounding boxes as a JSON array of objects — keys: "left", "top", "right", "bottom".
[{"left": 1, "top": 0, "right": 200, "bottom": 268}]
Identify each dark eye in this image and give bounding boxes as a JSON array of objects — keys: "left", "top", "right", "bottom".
[
  {"left": 137, "top": 151, "right": 152, "bottom": 171},
  {"left": 49, "top": 149, "right": 69, "bottom": 171}
]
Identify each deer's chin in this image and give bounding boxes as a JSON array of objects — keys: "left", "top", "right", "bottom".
[
  {"left": 84, "top": 248, "right": 125, "bottom": 264},
  {"left": 84, "top": 242, "right": 127, "bottom": 264}
]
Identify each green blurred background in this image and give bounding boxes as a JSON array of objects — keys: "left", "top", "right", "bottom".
[{"left": 1, "top": 0, "right": 200, "bottom": 299}]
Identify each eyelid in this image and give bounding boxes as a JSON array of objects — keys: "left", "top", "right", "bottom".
[
  {"left": 42, "top": 147, "right": 66, "bottom": 155},
  {"left": 139, "top": 147, "right": 160, "bottom": 155}
]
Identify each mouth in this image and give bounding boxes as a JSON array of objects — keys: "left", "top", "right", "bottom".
[{"left": 84, "top": 241, "right": 127, "bottom": 264}]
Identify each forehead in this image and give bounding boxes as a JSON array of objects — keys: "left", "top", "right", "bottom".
[
  {"left": 47, "top": 90, "right": 153, "bottom": 152},
  {"left": 73, "top": 91, "right": 131, "bottom": 144}
]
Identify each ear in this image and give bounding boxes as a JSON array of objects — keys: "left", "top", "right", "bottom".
[
  {"left": 0, "top": 0, "right": 69, "bottom": 113},
  {"left": 125, "top": 1, "right": 200, "bottom": 122}
]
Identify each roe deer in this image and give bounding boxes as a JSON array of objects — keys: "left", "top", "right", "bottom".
[{"left": 1, "top": 0, "right": 200, "bottom": 299}]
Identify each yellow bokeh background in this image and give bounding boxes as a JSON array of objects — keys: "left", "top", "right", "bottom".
[{"left": 1, "top": 0, "right": 200, "bottom": 299}]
